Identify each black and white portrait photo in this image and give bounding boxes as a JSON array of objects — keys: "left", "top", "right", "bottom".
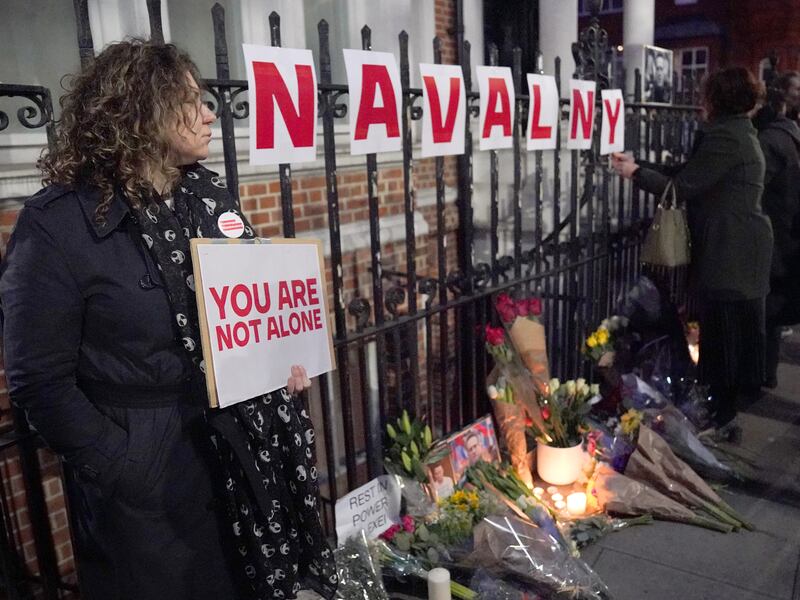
[{"left": 643, "top": 45, "right": 673, "bottom": 104}]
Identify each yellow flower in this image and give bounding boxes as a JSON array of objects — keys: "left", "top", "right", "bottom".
[
  {"left": 620, "top": 409, "right": 643, "bottom": 436},
  {"left": 595, "top": 328, "right": 609, "bottom": 345},
  {"left": 586, "top": 334, "right": 598, "bottom": 348}
]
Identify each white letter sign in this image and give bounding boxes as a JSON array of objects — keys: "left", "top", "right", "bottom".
[
  {"left": 567, "top": 79, "right": 596, "bottom": 150},
  {"left": 335, "top": 476, "right": 402, "bottom": 544},
  {"left": 243, "top": 44, "right": 318, "bottom": 166},
  {"left": 419, "top": 63, "right": 466, "bottom": 157},
  {"left": 526, "top": 74, "right": 559, "bottom": 151},
  {"left": 191, "top": 239, "right": 335, "bottom": 409},
  {"left": 477, "top": 66, "right": 515, "bottom": 151},
  {"left": 600, "top": 89, "right": 625, "bottom": 155},
  {"left": 343, "top": 49, "right": 403, "bottom": 155}
]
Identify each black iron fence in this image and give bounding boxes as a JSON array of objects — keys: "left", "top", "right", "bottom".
[{"left": 0, "top": 1, "right": 701, "bottom": 596}]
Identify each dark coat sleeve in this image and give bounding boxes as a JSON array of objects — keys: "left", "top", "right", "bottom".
[
  {"left": 759, "top": 129, "right": 786, "bottom": 189},
  {"left": 634, "top": 128, "right": 740, "bottom": 202},
  {"left": 0, "top": 207, "right": 129, "bottom": 491}
]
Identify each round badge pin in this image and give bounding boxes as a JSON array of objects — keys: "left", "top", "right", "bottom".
[{"left": 217, "top": 211, "right": 245, "bottom": 238}]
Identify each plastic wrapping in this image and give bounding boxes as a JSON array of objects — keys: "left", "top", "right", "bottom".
[
  {"left": 643, "top": 405, "right": 736, "bottom": 481},
  {"left": 334, "top": 531, "right": 390, "bottom": 600},
  {"left": 463, "top": 515, "right": 613, "bottom": 600},
  {"left": 563, "top": 514, "right": 652, "bottom": 550}
]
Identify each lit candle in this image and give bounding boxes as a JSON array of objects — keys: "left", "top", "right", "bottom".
[
  {"left": 567, "top": 492, "right": 587, "bottom": 516},
  {"left": 546, "top": 486, "right": 558, "bottom": 495},
  {"left": 551, "top": 493, "right": 564, "bottom": 503},
  {"left": 428, "top": 567, "right": 451, "bottom": 600},
  {"left": 554, "top": 500, "right": 566, "bottom": 511},
  {"left": 533, "top": 487, "right": 545, "bottom": 498}
]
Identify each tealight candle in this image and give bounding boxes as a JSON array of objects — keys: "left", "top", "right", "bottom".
[
  {"left": 533, "top": 487, "right": 545, "bottom": 498},
  {"left": 567, "top": 492, "right": 587, "bottom": 516},
  {"left": 550, "top": 493, "right": 564, "bottom": 503},
  {"left": 554, "top": 500, "right": 566, "bottom": 511},
  {"left": 546, "top": 486, "right": 558, "bottom": 495}
]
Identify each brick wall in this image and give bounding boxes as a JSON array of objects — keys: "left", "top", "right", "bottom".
[{"left": 0, "top": 0, "right": 461, "bottom": 591}]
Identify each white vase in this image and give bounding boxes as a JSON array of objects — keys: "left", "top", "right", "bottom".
[{"left": 536, "top": 440, "right": 585, "bottom": 485}]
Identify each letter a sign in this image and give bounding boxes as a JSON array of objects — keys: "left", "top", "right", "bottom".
[
  {"left": 343, "top": 49, "right": 403, "bottom": 155},
  {"left": 567, "top": 79, "right": 596, "bottom": 150},
  {"left": 419, "top": 63, "right": 466, "bottom": 157},
  {"left": 243, "top": 45, "right": 318, "bottom": 166},
  {"left": 477, "top": 66, "right": 515, "bottom": 151}
]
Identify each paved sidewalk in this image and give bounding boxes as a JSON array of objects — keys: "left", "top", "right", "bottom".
[{"left": 583, "top": 333, "right": 800, "bottom": 600}]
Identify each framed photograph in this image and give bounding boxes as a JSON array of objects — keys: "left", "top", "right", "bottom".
[
  {"left": 446, "top": 415, "right": 502, "bottom": 486},
  {"left": 642, "top": 45, "right": 673, "bottom": 104}
]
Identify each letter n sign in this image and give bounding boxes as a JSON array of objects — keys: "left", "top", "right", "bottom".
[
  {"left": 343, "top": 49, "right": 403, "bottom": 155},
  {"left": 243, "top": 44, "right": 318, "bottom": 166},
  {"left": 567, "top": 79, "right": 596, "bottom": 150}
]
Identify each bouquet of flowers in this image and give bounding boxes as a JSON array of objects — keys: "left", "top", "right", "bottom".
[
  {"left": 528, "top": 378, "right": 600, "bottom": 448},
  {"left": 384, "top": 410, "right": 449, "bottom": 485},
  {"left": 495, "top": 293, "right": 550, "bottom": 391},
  {"left": 583, "top": 316, "right": 628, "bottom": 366},
  {"left": 483, "top": 323, "right": 546, "bottom": 488}
]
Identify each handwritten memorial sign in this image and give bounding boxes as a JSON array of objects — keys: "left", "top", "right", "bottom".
[
  {"left": 190, "top": 239, "right": 335, "bottom": 408},
  {"left": 335, "top": 475, "right": 402, "bottom": 544}
]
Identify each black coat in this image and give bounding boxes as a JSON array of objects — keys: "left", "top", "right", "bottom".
[
  {"left": 635, "top": 115, "right": 773, "bottom": 301},
  {"left": 0, "top": 185, "right": 239, "bottom": 599},
  {"left": 759, "top": 117, "right": 800, "bottom": 323}
]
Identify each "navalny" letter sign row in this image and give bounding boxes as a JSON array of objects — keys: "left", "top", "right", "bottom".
[{"left": 242, "top": 44, "right": 625, "bottom": 166}]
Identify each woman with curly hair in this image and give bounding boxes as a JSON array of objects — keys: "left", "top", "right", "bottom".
[
  {"left": 612, "top": 67, "right": 773, "bottom": 441},
  {"left": 0, "top": 40, "right": 336, "bottom": 600}
]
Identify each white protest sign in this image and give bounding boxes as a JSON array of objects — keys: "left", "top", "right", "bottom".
[
  {"left": 567, "top": 79, "right": 596, "bottom": 150},
  {"left": 600, "top": 89, "right": 625, "bottom": 155},
  {"left": 419, "top": 63, "right": 466, "bottom": 157},
  {"left": 243, "top": 45, "right": 318, "bottom": 166},
  {"left": 343, "top": 49, "right": 403, "bottom": 155},
  {"left": 476, "top": 65, "right": 515, "bottom": 151},
  {"left": 191, "top": 239, "right": 335, "bottom": 408},
  {"left": 335, "top": 475, "right": 402, "bottom": 544},
  {"left": 526, "top": 74, "right": 559, "bottom": 151}
]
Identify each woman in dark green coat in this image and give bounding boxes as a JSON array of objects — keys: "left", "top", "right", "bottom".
[{"left": 612, "top": 67, "right": 773, "bottom": 438}]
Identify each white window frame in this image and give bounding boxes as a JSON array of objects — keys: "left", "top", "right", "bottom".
[
  {"left": 578, "top": 0, "right": 623, "bottom": 16},
  {"left": 676, "top": 46, "right": 708, "bottom": 89}
]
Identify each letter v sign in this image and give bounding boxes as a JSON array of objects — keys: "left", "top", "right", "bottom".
[{"left": 419, "top": 63, "right": 466, "bottom": 157}]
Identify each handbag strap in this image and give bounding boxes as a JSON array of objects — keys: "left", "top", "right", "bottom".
[{"left": 658, "top": 180, "right": 678, "bottom": 209}]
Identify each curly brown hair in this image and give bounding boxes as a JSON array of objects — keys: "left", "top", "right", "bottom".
[
  {"left": 39, "top": 39, "right": 203, "bottom": 223},
  {"left": 702, "top": 67, "right": 765, "bottom": 119}
]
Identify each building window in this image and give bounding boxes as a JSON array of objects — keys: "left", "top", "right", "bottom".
[
  {"left": 677, "top": 47, "right": 708, "bottom": 88},
  {"left": 578, "top": 0, "right": 623, "bottom": 16}
]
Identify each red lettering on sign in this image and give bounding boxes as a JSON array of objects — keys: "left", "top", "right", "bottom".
[
  {"left": 291, "top": 280, "right": 307, "bottom": 307},
  {"left": 482, "top": 77, "right": 511, "bottom": 139},
  {"left": 570, "top": 88, "right": 595, "bottom": 140},
  {"left": 247, "top": 319, "right": 262, "bottom": 343},
  {"left": 233, "top": 321, "right": 250, "bottom": 346},
  {"left": 530, "top": 84, "right": 552, "bottom": 140},
  {"left": 354, "top": 64, "right": 400, "bottom": 140},
  {"left": 604, "top": 98, "right": 621, "bottom": 144},
  {"left": 423, "top": 75, "right": 461, "bottom": 143},
  {"left": 216, "top": 324, "right": 232, "bottom": 351},
  {"left": 210, "top": 286, "right": 229, "bottom": 320},
  {"left": 266, "top": 316, "right": 280, "bottom": 340},
  {"left": 278, "top": 280, "right": 292, "bottom": 309},
  {"left": 253, "top": 61, "right": 315, "bottom": 149},
  {"left": 288, "top": 312, "right": 301, "bottom": 335},
  {"left": 231, "top": 284, "right": 253, "bottom": 318},
  {"left": 306, "top": 278, "right": 319, "bottom": 305},
  {"left": 312, "top": 308, "right": 322, "bottom": 329}
]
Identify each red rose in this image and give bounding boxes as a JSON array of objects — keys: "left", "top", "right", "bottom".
[
  {"left": 528, "top": 297, "right": 543, "bottom": 316},
  {"left": 402, "top": 515, "right": 415, "bottom": 533},
  {"left": 541, "top": 406, "right": 551, "bottom": 420},
  {"left": 524, "top": 415, "right": 534, "bottom": 428},
  {"left": 516, "top": 300, "right": 530, "bottom": 317},
  {"left": 496, "top": 293, "right": 517, "bottom": 323},
  {"left": 485, "top": 325, "right": 506, "bottom": 346}
]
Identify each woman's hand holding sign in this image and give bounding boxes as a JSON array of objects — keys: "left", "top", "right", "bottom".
[{"left": 287, "top": 364, "right": 312, "bottom": 395}]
